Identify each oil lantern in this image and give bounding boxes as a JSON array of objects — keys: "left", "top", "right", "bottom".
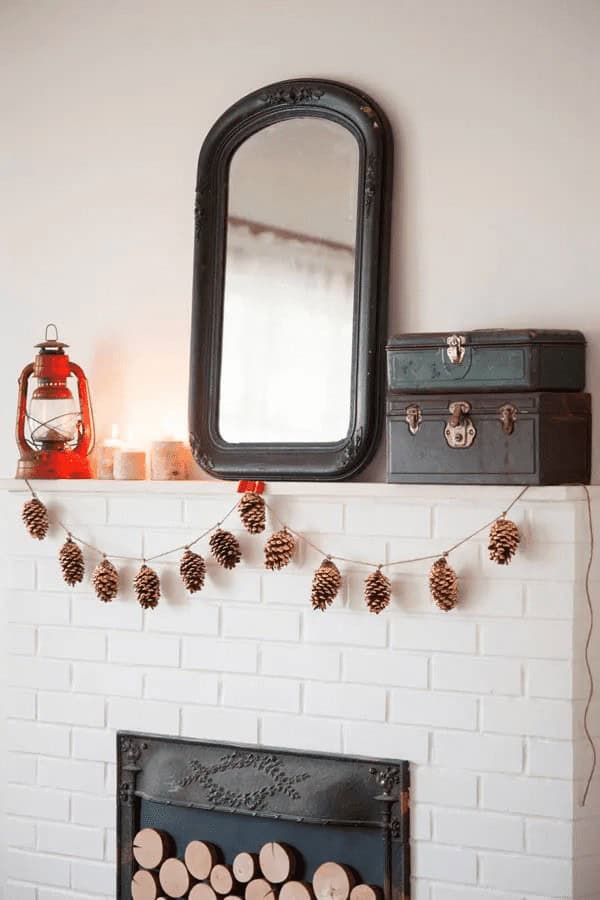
[{"left": 16, "top": 324, "right": 94, "bottom": 478}]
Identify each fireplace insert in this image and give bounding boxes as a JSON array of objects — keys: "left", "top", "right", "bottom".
[{"left": 117, "top": 732, "right": 410, "bottom": 899}]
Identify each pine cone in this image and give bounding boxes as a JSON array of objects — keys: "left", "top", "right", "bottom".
[
  {"left": 264, "top": 528, "right": 296, "bottom": 571},
  {"left": 180, "top": 549, "right": 206, "bottom": 593},
  {"left": 22, "top": 497, "right": 49, "bottom": 540},
  {"left": 209, "top": 529, "right": 242, "bottom": 570},
  {"left": 239, "top": 492, "right": 266, "bottom": 534},
  {"left": 92, "top": 558, "right": 119, "bottom": 603},
  {"left": 59, "top": 537, "right": 84, "bottom": 586},
  {"left": 429, "top": 557, "right": 458, "bottom": 611},
  {"left": 364, "top": 568, "right": 391, "bottom": 614},
  {"left": 134, "top": 563, "right": 160, "bottom": 610},
  {"left": 311, "top": 558, "right": 341, "bottom": 611},
  {"left": 489, "top": 517, "right": 520, "bottom": 565}
]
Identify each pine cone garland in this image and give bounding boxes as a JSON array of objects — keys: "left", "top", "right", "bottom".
[
  {"left": 238, "top": 492, "right": 266, "bottom": 534},
  {"left": 429, "top": 556, "right": 458, "bottom": 611},
  {"left": 59, "top": 537, "right": 84, "bottom": 586},
  {"left": 364, "top": 568, "right": 391, "bottom": 614},
  {"left": 134, "top": 564, "right": 160, "bottom": 610},
  {"left": 209, "top": 529, "right": 242, "bottom": 570},
  {"left": 311, "top": 558, "right": 341, "bottom": 611},
  {"left": 22, "top": 497, "right": 49, "bottom": 540},
  {"left": 489, "top": 516, "right": 520, "bottom": 565},
  {"left": 180, "top": 549, "right": 206, "bottom": 593},
  {"left": 264, "top": 528, "right": 296, "bottom": 571},
  {"left": 92, "top": 558, "right": 118, "bottom": 603}
]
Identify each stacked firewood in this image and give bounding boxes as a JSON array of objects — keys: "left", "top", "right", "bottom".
[{"left": 131, "top": 828, "right": 382, "bottom": 900}]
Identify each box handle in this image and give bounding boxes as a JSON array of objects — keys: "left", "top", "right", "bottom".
[
  {"left": 445, "top": 401, "right": 476, "bottom": 448},
  {"left": 446, "top": 334, "right": 466, "bottom": 365},
  {"left": 405, "top": 405, "right": 422, "bottom": 435}
]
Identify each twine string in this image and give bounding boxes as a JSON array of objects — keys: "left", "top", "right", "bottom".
[{"left": 581, "top": 484, "right": 597, "bottom": 807}]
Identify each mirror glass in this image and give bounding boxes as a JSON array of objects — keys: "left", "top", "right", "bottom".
[{"left": 218, "top": 117, "right": 359, "bottom": 443}]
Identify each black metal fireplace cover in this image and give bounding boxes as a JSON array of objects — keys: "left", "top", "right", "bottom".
[{"left": 117, "top": 732, "right": 410, "bottom": 899}]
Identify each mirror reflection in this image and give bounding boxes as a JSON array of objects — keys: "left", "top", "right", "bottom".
[{"left": 218, "top": 117, "right": 359, "bottom": 443}]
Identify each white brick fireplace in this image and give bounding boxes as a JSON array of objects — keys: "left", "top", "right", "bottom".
[{"left": 1, "top": 481, "right": 599, "bottom": 900}]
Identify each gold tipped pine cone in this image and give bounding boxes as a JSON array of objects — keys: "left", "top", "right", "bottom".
[
  {"left": 364, "top": 568, "right": 391, "bottom": 614},
  {"left": 264, "top": 528, "right": 296, "bottom": 571},
  {"left": 59, "top": 537, "right": 84, "bottom": 586},
  {"left": 429, "top": 556, "right": 458, "bottom": 611},
  {"left": 180, "top": 548, "right": 206, "bottom": 593},
  {"left": 134, "top": 563, "right": 160, "bottom": 610},
  {"left": 23, "top": 497, "right": 49, "bottom": 540},
  {"left": 92, "top": 557, "right": 119, "bottom": 603},
  {"left": 238, "top": 491, "right": 266, "bottom": 534},
  {"left": 311, "top": 558, "right": 342, "bottom": 611},
  {"left": 210, "top": 528, "right": 242, "bottom": 570},
  {"left": 488, "top": 516, "right": 520, "bottom": 565}
]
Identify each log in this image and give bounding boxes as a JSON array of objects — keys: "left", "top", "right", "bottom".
[
  {"left": 133, "top": 828, "right": 173, "bottom": 870},
  {"left": 132, "top": 869, "right": 161, "bottom": 900},
  {"left": 190, "top": 885, "right": 219, "bottom": 900},
  {"left": 159, "top": 857, "right": 192, "bottom": 898},
  {"left": 246, "top": 877, "right": 278, "bottom": 900},
  {"left": 210, "top": 863, "right": 238, "bottom": 896},
  {"left": 233, "top": 851, "right": 259, "bottom": 884},
  {"left": 350, "top": 887, "right": 382, "bottom": 900},
  {"left": 312, "top": 864, "right": 356, "bottom": 900},
  {"left": 259, "top": 843, "right": 296, "bottom": 883},
  {"left": 185, "top": 840, "right": 219, "bottom": 880},
  {"left": 280, "top": 882, "right": 315, "bottom": 900}
]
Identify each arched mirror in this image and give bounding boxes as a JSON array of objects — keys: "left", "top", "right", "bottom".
[{"left": 189, "top": 79, "right": 393, "bottom": 480}]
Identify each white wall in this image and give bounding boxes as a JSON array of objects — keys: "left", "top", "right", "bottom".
[{"left": 1, "top": 0, "right": 600, "bottom": 476}]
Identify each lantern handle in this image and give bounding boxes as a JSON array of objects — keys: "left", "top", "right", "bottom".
[
  {"left": 69, "top": 361, "right": 95, "bottom": 457},
  {"left": 45, "top": 323, "right": 59, "bottom": 342},
  {"left": 16, "top": 363, "right": 35, "bottom": 455}
]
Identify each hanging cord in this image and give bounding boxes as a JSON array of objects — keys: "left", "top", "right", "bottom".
[{"left": 581, "top": 484, "right": 597, "bottom": 807}]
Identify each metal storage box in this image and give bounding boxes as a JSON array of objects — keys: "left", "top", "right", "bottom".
[{"left": 387, "top": 330, "right": 586, "bottom": 393}]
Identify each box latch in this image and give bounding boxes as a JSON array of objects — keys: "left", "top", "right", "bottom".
[
  {"left": 498, "top": 403, "right": 518, "bottom": 435},
  {"left": 446, "top": 334, "right": 466, "bottom": 365},
  {"left": 445, "top": 401, "right": 476, "bottom": 448},
  {"left": 405, "top": 405, "right": 422, "bottom": 435}
]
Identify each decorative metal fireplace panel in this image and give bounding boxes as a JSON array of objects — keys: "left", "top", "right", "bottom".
[{"left": 117, "top": 732, "right": 410, "bottom": 899}]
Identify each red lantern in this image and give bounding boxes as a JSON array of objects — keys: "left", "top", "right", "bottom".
[{"left": 16, "top": 325, "right": 94, "bottom": 479}]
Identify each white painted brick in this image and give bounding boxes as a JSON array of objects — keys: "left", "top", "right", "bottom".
[
  {"left": 2, "top": 556, "right": 36, "bottom": 589},
  {"left": 305, "top": 681, "right": 385, "bottom": 721},
  {"left": 303, "top": 611, "right": 387, "bottom": 648},
  {"left": 8, "top": 623, "right": 36, "bottom": 655},
  {"left": 433, "top": 732, "right": 523, "bottom": 774},
  {"left": 39, "top": 626, "right": 106, "bottom": 661},
  {"left": 46, "top": 494, "right": 108, "bottom": 527},
  {"left": 38, "top": 757, "right": 104, "bottom": 794},
  {"left": 6, "top": 785, "right": 69, "bottom": 822},
  {"left": 480, "top": 851, "right": 572, "bottom": 896},
  {"left": 38, "top": 692, "right": 105, "bottom": 727},
  {"left": 7, "top": 687, "right": 36, "bottom": 719},
  {"left": 342, "top": 648, "right": 427, "bottom": 687},
  {"left": 223, "top": 606, "right": 300, "bottom": 642},
  {"left": 6, "top": 591, "right": 70, "bottom": 625},
  {"left": 413, "top": 842, "right": 477, "bottom": 884},
  {"left": 525, "top": 502, "right": 586, "bottom": 543},
  {"left": 302, "top": 534, "right": 387, "bottom": 570},
  {"left": 8, "top": 849, "right": 70, "bottom": 887},
  {"left": 37, "top": 557, "right": 91, "bottom": 592},
  {"left": 345, "top": 501, "right": 431, "bottom": 536},
  {"left": 526, "top": 818, "right": 572, "bottom": 858},
  {"left": 143, "top": 598, "right": 219, "bottom": 635},
  {"left": 450, "top": 578, "right": 524, "bottom": 618},
  {"left": 141, "top": 527, "right": 206, "bottom": 560},
  {"left": 482, "top": 773, "right": 572, "bottom": 817},
  {"left": 108, "top": 631, "right": 180, "bottom": 666},
  {"left": 145, "top": 668, "right": 219, "bottom": 705},
  {"left": 105, "top": 763, "right": 116, "bottom": 794},
  {"left": 262, "top": 643, "right": 340, "bottom": 681},
  {"left": 391, "top": 618, "right": 476, "bottom": 654},
  {"left": 107, "top": 697, "right": 179, "bottom": 734},
  {"left": 432, "top": 654, "right": 521, "bottom": 696},
  {"left": 38, "top": 821, "right": 104, "bottom": 859},
  {"left": 263, "top": 571, "right": 341, "bottom": 608},
  {"left": 527, "top": 659, "right": 573, "bottom": 699},
  {"left": 37, "top": 890, "right": 108, "bottom": 900},
  {"left": 223, "top": 674, "right": 300, "bottom": 713},
  {"left": 343, "top": 722, "right": 429, "bottom": 763},
  {"left": 72, "top": 728, "right": 116, "bottom": 763},
  {"left": 413, "top": 767, "right": 478, "bottom": 808},
  {"left": 411, "top": 805, "right": 432, "bottom": 840},
  {"left": 105, "top": 829, "right": 116, "bottom": 862},
  {"left": 71, "top": 794, "right": 114, "bottom": 828},
  {"left": 525, "top": 580, "right": 576, "bottom": 619},
  {"left": 201, "top": 567, "right": 262, "bottom": 604},
  {"left": 8, "top": 720, "right": 70, "bottom": 757},
  {"left": 67, "top": 525, "right": 143, "bottom": 558},
  {"left": 5, "top": 883, "right": 36, "bottom": 900},
  {"left": 7, "top": 816, "right": 37, "bottom": 850},
  {"left": 430, "top": 887, "right": 523, "bottom": 900},
  {"left": 434, "top": 504, "right": 520, "bottom": 540},
  {"left": 391, "top": 688, "right": 477, "bottom": 730},
  {"left": 9, "top": 656, "right": 71, "bottom": 691},
  {"left": 182, "top": 637, "right": 258, "bottom": 673},
  {"left": 268, "top": 499, "right": 345, "bottom": 533},
  {"left": 527, "top": 738, "right": 573, "bottom": 778},
  {"left": 73, "top": 661, "right": 143, "bottom": 697},
  {"left": 261, "top": 714, "right": 342, "bottom": 753},
  {"left": 7, "top": 752, "right": 37, "bottom": 785},
  {"left": 185, "top": 496, "right": 248, "bottom": 527},
  {"left": 386, "top": 535, "right": 480, "bottom": 577},
  {"left": 481, "top": 620, "right": 572, "bottom": 659},
  {"left": 434, "top": 808, "right": 523, "bottom": 851},
  {"left": 482, "top": 696, "right": 572, "bottom": 739},
  {"left": 70, "top": 858, "right": 115, "bottom": 895},
  {"left": 72, "top": 595, "right": 142, "bottom": 630},
  {"left": 109, "top": 495, "right": 182, "bottom": 525},
  {"left": 495, "top": 541, "right": 578, "bottom": 582},
  {"left": 182, "top": 705, "right": 258, "bottom": 744}
]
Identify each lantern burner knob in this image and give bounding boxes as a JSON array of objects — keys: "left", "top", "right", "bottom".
[{"left": 35, "top": 324, "right": 69, "bottom": 354}]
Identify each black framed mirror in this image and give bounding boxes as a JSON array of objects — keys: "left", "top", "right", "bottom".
[{"left": 189, "top": 78, "right": 393, "bottom": 480}]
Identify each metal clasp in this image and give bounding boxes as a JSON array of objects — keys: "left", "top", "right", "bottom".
[
  {"left": 446, "top": 334, "right": 466, "bottom": 365},
  {"left": 445, "top": 401, "right": 476, "bottom": 448},
  {"left": 499, "top": 403, "right": 518, "bottom": 435},
  {"left": 405, "top": 405, "right": 422, "bottom": 435}
]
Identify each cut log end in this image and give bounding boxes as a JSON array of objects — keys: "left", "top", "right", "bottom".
[
  {"left": 133, "top": 828, "right": 173, "bottom": 870},
  {"left": 233, "top": 851, "right": 258, "bottom": 884},
  {"left": 350, "top": 886, "right": 382, "bottom": 900},
  {"left": 313, "top": 863, "right": 356, "bottom": 900},
  {"left": 159, "top": 857, "right": 192, "bottom": 898},
  {"left": 210, "top": 863, "right": 237, "bottom": 896},
  {"left": 190, "top": 885, "right": 219, "bottom": 900},
  {"left": 280, "top": 882, "right": 315, "bottom": 900},
  {"left": 246, "top": 877, "right": 278, "bottom": 900},
  {"left": 132, "top": 869, "right": 161, "bottom": 900},
  {"left": 259, "top": 842, "right": 296, "bottom": 884},
  {"left": 185, "top": 839, "right": 219, "bottom": 880}
]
